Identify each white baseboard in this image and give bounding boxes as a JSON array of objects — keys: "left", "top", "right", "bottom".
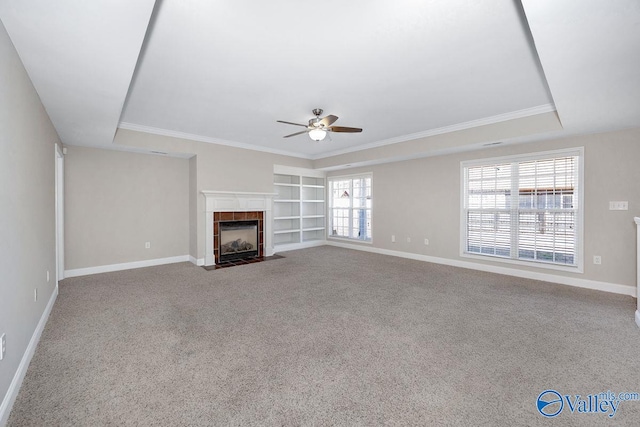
[
  {"left": 0, "top": 284, "right": 58, "bottom": 426},
  {"left": 273, "top": 240, "right": 326, "bottom": 253},
  {"left": 64, "top": 255, "right": 191, "bottom": 278},
  {"left": 326, "top": 241, "right": 637, "bottom": 297},
  {"left": 189, "top": 256, "right": 205, "bottom": 266},
  {"left": 636, "top": 311, "right": 640, "bottom": 329}
]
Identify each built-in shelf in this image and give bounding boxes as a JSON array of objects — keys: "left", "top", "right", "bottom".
[
  {"left": 274, "top": 166, "right": 326, "bottom": 249},
  {"left": 302, "top": 237, "right": 324, "bottom": 242},
  {"left": 274, "top": 229, "right": 300, "bottom": 235}
]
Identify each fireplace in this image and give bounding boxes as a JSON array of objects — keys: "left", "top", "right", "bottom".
[
  {"left": 219, "top": 220, "right": 259, "bottom": 262},
  {"left": 202, "top": 191, "right": 275, "bottom": 267},
  {"left": 213, "top": 210, "right": 264, "bottom": 264}
]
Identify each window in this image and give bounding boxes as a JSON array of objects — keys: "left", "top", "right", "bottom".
[
  {"left": 461, "top": 148, "right": 583, "bottom": 270},
  {"left": 329, "top": 174, "right": 372, "bottom": 241}
]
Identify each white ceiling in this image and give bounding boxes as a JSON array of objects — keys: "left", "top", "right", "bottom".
[
  {"left": 0, "top": 0, "right": 156, "bottom": 147},
  {"left": 1, "top": 1, "right": 639, "bottom": 160},
  {"left": 521, "top": 0, "right": 640, "bottom": 133}
]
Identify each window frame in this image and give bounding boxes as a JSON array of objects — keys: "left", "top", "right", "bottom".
[
  {"left": 327, "top": 172, "right": 373, "bottom": 243},
  {"left": 460, "top": 147, "right": 584, "bottom": 273}
]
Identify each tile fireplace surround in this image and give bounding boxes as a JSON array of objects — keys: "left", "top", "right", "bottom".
[
  {"left": 202, "top": 191, "right": 275, "bottom": 266},
  {"left": 214, "top": 211, "right": 263, "bottom": 263}
]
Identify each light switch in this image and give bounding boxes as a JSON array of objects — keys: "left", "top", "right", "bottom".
[{"left": 609, "top": 201, "right": 628, "bottom": 210}]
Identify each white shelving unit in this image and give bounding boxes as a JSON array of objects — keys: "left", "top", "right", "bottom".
[{"left": 274, "top": 165, "right": 326, "bottom": 250}]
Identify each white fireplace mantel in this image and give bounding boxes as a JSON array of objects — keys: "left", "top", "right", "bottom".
[{"left": 202, "top": 191, "right": 277, "bottom": 266}]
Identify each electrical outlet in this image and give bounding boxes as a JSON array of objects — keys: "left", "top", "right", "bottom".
[
  {"left": 0, "top": 333, "right": 5, "bottom": 360},
  {"left": 424, "top": 238, "right": 429, "bottom": 245},
  {"left": 593, "top": 255, "right": 602, "bottom": 265},
  {"left": 34, "top": 288, "right": 38, "bottom": 301},
  {"left": 145, "top": 242, "right": 151, "bottom": 249},
  {"left": 391, "top": 235, "right": 396, "bottom": 243},
  {"left": 406, "top": 237, "right": 411, "bottom": 243}
]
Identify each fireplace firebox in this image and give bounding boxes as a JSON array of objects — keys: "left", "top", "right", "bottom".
[{"left": 219, "top": 220, "right": 259, "bottom": 262}]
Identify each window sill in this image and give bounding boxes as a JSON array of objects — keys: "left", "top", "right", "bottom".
[{"left": 460, "top": 252, "right": 583, "bottom": 274}]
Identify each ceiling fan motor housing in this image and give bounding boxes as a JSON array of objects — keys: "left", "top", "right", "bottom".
[{"left": 310, "top": 108, "right": 324, "bottom": 127}]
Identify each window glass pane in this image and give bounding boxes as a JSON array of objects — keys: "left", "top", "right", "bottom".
[
  {"left": 351, "top": 209, "right": 364, "bottom": 239},
  {"left": 331, "top": 179, "right": 351, "bottom": 208},
  {"left": 464, "top": 152, "right": 579, "bottom": 268},
  {"left": 467, "top": 211, "right": 511, "bottom": 257},
  {"left": 518, "top": 211, "right": 575, "bottom": 265},
  {"left": 329, "top": 175, "right": 372, "bottom": 241},
  {"left": 518, "top": 156, "right": 576, "bottom": 210},
  {"left": 330, "top": 208, "right": 349, "bottom": 237},
  {"left": 353, "top": 185, "right": 370, "bottom": 208},
  {"left": 467, "top": 164, "right": 511, "bottom": 209}
]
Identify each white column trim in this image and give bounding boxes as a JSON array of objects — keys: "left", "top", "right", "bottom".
[{"left": 635, "top": 217, "right": 640, "bottom": 328}]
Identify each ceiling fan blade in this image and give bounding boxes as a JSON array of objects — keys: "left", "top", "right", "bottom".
[
  {"left": 319, "top": 115, "right": 338, "bottom": 127},
  {"left": 327, "top": 126, "right": 362, "bottom": 133},
  {"left": 283, "top": 130, "right": 310, "bottom": 138},
  {"left": 277, "top": 120, "right": 309, "bottom": 128}
]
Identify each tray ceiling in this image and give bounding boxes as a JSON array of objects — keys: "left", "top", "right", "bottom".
[{"left": 1, "top": 1, "right": 638, "bottom": 159}]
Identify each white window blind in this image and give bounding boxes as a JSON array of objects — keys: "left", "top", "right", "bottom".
[
  {"left": 462, "top": 149, "right": 582, "bottom": 269},
  {"left": 328, "top": 174, "right": 372, "bottom": 241}
]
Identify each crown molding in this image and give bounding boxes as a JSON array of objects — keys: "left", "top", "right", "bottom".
[
  {"left": 118, "top": 104, "right": 555, "bottom": 161},
  {"left": 117, "top": 122, "right": 313, "bottom": 159},
  {"left": 310, "top": 104, "right": 557, "bottom": 160}
]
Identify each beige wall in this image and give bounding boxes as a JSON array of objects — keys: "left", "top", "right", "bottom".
[
  {"left": 328, "top": 129, "right": 640, "bottom": 288},
  {"left": 0, "top": 20, "right": 59, "bottom": 416},
  {"left": 114, "top": 128, "right": 313, "bottom": 260},
  {"left": 64, "top": 146, "right": 190, "bottom": 270}
]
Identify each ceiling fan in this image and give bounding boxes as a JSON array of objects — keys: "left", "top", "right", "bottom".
[{"left": 277, "top": 108, "right": 362, "bottom": 141}]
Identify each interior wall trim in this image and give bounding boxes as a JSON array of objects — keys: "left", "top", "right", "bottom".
[
  {"left": 313, "top": 103, "right": 557, "bottom": 160},
  {"left": 64, "top": 255, "right": 191, "bottom": 278},
  {"left": 0, "top": 285, "right": 58, "bottom": 426},
  {"left": 119, "top": 104, "right": 556, "bottom": 162},
  {"left": 189, "top": 256, "right": 205, "bottom": 266},
  {"left": 118, "top": 122, "right": 312, "bottom": 159},
  {"left": 326, "top": 241, "right": 637, "bottom": 298}
]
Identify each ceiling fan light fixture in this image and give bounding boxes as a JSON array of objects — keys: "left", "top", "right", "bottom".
[
  {"left": 278, "top": 108, "right": 361, "bottom": 141},
  {"left": 309, "top": 128, "right": 327, "bottom": 141}
]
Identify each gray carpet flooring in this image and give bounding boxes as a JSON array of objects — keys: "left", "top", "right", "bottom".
[{"left": 7, "top": 246, "right": 640, "bottom": 426}]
